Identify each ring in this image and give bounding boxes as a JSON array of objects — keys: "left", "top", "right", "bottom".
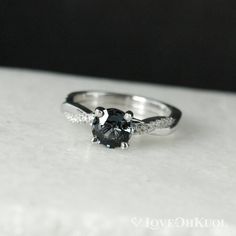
[{"left": 61, "top": 91, "right": 182, "bottom": 149}]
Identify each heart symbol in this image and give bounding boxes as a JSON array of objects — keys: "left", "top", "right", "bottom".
[{"left": 131, "top": 217, "right": 143, "bottom": 227}]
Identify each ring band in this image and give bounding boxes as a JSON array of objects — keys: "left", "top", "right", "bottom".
[{"left": 61, "top": 91, "right": 182, "bottom": 149}]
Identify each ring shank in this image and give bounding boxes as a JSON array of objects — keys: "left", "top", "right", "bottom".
[{"left": 62, "top": 91, "right": 182, "bottom": 135}]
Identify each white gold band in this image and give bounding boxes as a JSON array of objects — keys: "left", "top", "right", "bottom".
[{"left": 61, "top": 91, "right": 182, "bottom": 136}]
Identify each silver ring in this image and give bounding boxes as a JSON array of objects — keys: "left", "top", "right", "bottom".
[{"left": 61, "top": 91, "right": 182, "bottom": 149}]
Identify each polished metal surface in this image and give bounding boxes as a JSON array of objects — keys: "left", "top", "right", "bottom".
[{"left": 62, "top": 91, "right": 182, "bottom": 136}]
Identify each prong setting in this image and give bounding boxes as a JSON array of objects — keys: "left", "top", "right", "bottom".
[
  {"left": 94, "top": 107, "right": 105, "bottom": 118},
  {"left": 121, "top": 142, "right": 129, "bottom": 149},
  {"left": 124, "top": 110, "right": 134, "bottom": 122},
  {"left": 91, "top": 136, "right": 100, "bottom": 144}
]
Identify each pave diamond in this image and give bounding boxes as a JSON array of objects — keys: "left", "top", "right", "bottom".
[
  {"left": 133, "top": 117, "right": 175, "bottom": 135},
  {"left": 64, "top": 111, "right": 94, "bottom": 124},
  {"left": 92, "top": 108, "right": 133, "bottom": 148}
]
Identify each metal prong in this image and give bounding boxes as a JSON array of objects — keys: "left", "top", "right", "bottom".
[
  {"left": 121, "top": 142, "right": 129, "bottom": 149},
  {"left": 91, "top": 136, "right": 100, "bottom": 144},
  {"left": 124, "top": 110, "right": 133, "bottom": 122},
  {"left": 95, "top": 107, "right": 105, "bottom": 118}
]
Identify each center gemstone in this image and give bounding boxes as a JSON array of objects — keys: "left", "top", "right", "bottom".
[{"left": 92, "top": 108, "right": 133, "bottom": 148}]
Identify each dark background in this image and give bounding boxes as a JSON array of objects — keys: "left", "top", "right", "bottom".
[{"left": 0, "top": 0, "right": 235, "bottom": 91}]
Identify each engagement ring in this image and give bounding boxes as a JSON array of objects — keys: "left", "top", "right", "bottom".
[{"left": 61, "top": 91, "right": 182, "bottom": 149}]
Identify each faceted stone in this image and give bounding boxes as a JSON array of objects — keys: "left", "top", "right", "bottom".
[{"left": 92, "top": 108, "right": 133, "bottom": 148}]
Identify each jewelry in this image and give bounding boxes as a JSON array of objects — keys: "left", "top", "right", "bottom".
[{"left": 61, "top": 91, "right": 182, "bottom": 149}]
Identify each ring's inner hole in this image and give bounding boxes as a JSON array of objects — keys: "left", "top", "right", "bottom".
[{"left": 72, "top": 92, "right": 171, "bottom": 119}]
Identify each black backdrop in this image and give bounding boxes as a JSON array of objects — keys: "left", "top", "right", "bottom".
[{"left": 0, "top": 0, "right": 235, "bottom": 91}]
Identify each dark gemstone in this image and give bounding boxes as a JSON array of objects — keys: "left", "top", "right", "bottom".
[{"left": 92, "top": 108, "right": 132, "bottom": 148}]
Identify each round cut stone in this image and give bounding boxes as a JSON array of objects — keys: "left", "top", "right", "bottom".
[{"left": 92, "top": 108, "right": 133, "bottom": 148}]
